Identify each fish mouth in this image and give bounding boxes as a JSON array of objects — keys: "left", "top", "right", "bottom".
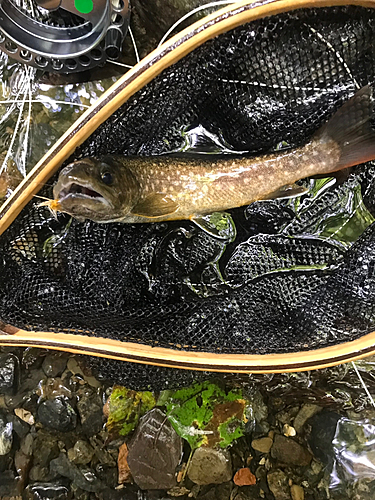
[{"left": 57, "top": 181, "right": 112, "bottom": 207}]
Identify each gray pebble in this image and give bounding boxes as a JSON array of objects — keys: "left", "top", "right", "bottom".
[{"left": 37, "top": 397, "right": 77, "bottom": 432}]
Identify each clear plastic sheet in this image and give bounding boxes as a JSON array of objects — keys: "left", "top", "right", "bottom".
[
  {"left": 0, "top": 53, "right": 119, "bottom": 203},
  {"left": 328, "top": 417, "right": 375, "bottom": 498}
]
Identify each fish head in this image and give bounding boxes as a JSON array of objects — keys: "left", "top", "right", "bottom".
[{"left": 53, "top": 157, "right": 140, "bottom": 222}]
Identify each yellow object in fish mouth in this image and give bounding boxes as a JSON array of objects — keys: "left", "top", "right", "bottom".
[
  {"left": 53, "top": 85, "right": 375, "bottom": 225},
  {"left": 37, "top": 199, "right": 62, "bottom": 219}
]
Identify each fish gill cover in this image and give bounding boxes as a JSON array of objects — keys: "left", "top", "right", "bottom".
[{"left": 1, "top": 6, "right": 375, "bottom": 387}]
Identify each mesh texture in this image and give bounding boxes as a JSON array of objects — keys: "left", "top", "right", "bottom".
[{"left": 1, "top": 7, "right": 375, "bottom": 388}]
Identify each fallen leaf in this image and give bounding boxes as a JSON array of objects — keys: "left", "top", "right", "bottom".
[
  {"left": 161, "top": 381, "right": 250, "bottom": 449},
  {"left": 118, "top": 443, "right": 132, "bottom": 484},
  {"left": 106, "top": 385, "right": 156, "bottom": 438}
]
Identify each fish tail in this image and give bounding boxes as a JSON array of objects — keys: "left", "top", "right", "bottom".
[{"left": 317, "top": 84, "right": 375, "bottom": 170}]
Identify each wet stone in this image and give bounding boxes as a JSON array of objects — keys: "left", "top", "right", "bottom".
[
  {"left": 89, "top": 435, "right": 116, "bottom": 467},
  {"left": 24, "top": 481, "right": 72, "bottom": 500},
  {"left": 29, "top": 464, "right": 55, "bottom": 482},
  {"left": 50, "top": 452, "right": 107, "bottom": 493},
  {"left": 14, "top": 449, "right": 31, "bottom": 487},
  {"left": 0, "top": 353, "right": 19, "bottom": 395},
  {"left": 234, "top": 485, "right": 261, "bottom": 500},
  {"left": 95, "top": 464, "right": 118, "bottom": 489},
  {"left": 42, "top": 354, "right": 68, "bottom": 378},
  {"left": 70, "top": 484, "right": 90, "bottom": 500},
  {"left": 12, "top": 413, "right": 31, "bottom": 439},
  {"left": 96, "top": 484, "right": 140, "bottom": 500},
  {"left": 271, "top": 434, "right": 312, "bottom": 466},
  {"left": 293, "top": 405, "right": 322, "bottom": 434},
  {"left": 32, "top": 430, "right": 60, "bottom": 468},
  {"left": 21, "top": 432, "right": 34, "bottom": 456},
  {"left": 267, "top": 470, "right": 291, "bottom": 500},
  {"left": 76, "top": 389, "right": 103, "bottom": 437},
  {"left": 4, "top": 369, "right": 43, "bottom": 412},
  {"left": 0, "top": 411, "right": 13, "bottom": 455},
  {"left": 40, "top": 378, "right": 73, "bottom": 400},
  {"left": 127, "top": 408, "right": 183, "bottom": 490},
  {"left": 351, "top": 477, "right": 375, "bottom": 500},
  {"left": 196, "top": 481, "right": 232, "bottom": 500},
  {"left": 67, "top": 439, "right": 95, "bottom": 465},
  {"left": 38, "top": 397, "right": 77, "bottom": 432},
  {"left": 252, "top": 436, "right": 273, "bottom": 454},
  {"left": 0, "top": 470, "right": 22, "bottom": 496},
  {"left": 188, "top": 447, "right": 232, "bottom": 485},
  {"left": 0, "top": 453, "right": 6, "bottom": 473},
  {"left": 308, "top": 411, "right": 341, "bottom": 465},
  {"left": 22, "top": 347, "right": 45, "bottom": 370}
]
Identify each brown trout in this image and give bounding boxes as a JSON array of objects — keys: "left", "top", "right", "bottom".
[{"left": 53, "top": 85, "right": 375, "bottom": 225}]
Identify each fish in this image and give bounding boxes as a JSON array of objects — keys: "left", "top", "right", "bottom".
[{"left": 53, "top": 85, "right": 375, "bottom": 229}]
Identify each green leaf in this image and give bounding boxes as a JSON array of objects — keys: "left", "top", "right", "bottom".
[
  {"left": 106, "top": 386, "right": 156, "bottom": 438},
  {"left": 320, "top": 184, "right": 374, "bottom": 244},
  {"left": 161, "top": 381, "right": 249, "bottom": 449}
]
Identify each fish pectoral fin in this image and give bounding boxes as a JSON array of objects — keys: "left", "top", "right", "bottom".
[
  {"left": 191, "top": 212, "right": 237, "bottom": 241},
  {"left": 131, "top": 193, "right": 179, "bottom": 217},
  {"left": 264, "top": 183, "right": 309, "bottom": 200}
]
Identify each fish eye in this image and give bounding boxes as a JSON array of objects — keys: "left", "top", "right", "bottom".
[{"left": 101, "top": 172, "right": 113, "bottom": 185}]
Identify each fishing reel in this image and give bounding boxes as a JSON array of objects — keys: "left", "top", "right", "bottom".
[{"left": 0, "top": 0, "right": 130, "bottom": 72}]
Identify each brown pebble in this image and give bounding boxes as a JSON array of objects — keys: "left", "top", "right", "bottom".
[
  {"left": 177, "top": 467, "right": 185, "bottom": 483},
  {"left": 271, "top": 434, "right": 312, "bottom": 466},
  {"left": 103, "top": 399, "right": 110, "bottom": 418},
  {"left": 252, "top": 436, "right": 273, "bottom": 453},
  {"left": 233, "top": 467, "right": 256, "bottom": 486},
  {"left": 167, "top": 486, "right": 190, "bottom": 497},
  {"left": 283, "top": 424, "right": 296, "bottom": 437},
  {"left": 291, "top": 484, "right": 304, "bottom": 500},
  {"left": 118, "top": 443, "right": 133, "bottom": 484}
]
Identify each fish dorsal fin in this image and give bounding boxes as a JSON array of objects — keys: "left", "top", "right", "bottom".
[
  {"left": 264, "top": 183, "right": 309, "bottom": 200},
  {"left": 131, "top": 193, "right": 179, "bottom": 217}
]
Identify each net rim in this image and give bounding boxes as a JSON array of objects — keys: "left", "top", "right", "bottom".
[
  {"left": 0, "top": 327, "right": 374, "bottom": 373},
  {"left": 2, "top": 0, "right": 375, "bottom": 372}
]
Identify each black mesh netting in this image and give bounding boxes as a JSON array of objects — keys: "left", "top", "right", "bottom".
[{"left": 2, "top": 5, "right": 375, "bottom": 388}]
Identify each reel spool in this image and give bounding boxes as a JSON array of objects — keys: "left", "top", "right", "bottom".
[{"left": 0, "top": 0, "right": 130, "bottom": 72}]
